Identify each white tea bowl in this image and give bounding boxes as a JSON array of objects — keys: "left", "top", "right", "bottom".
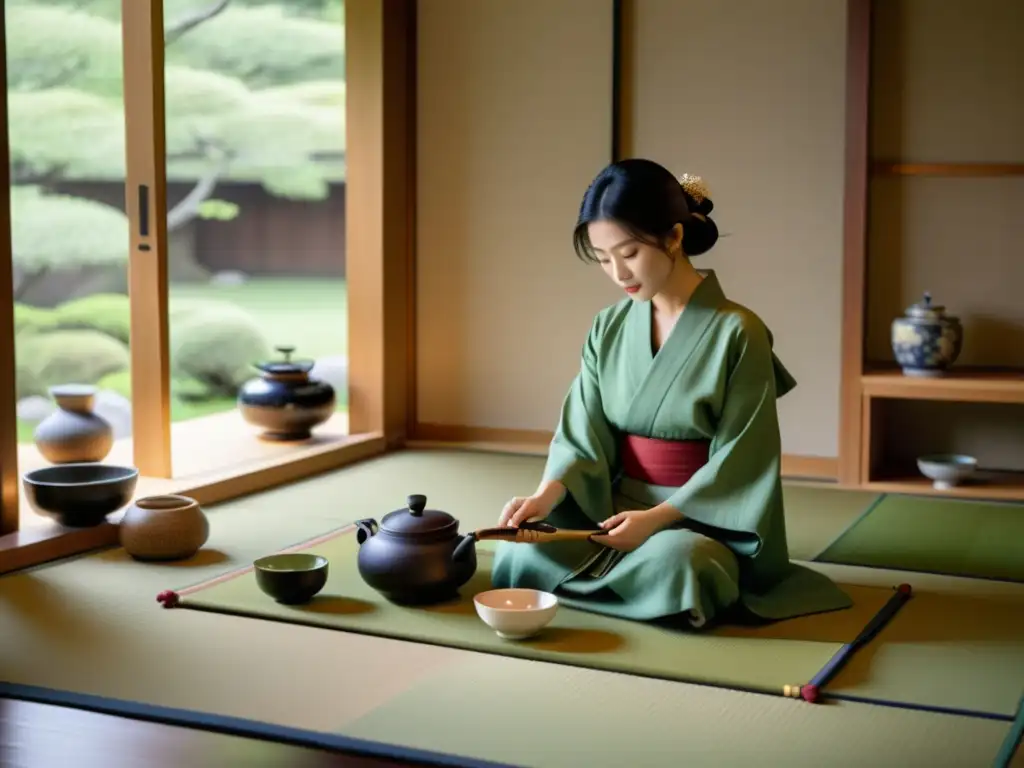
[
  {"left": 473, "top": 588, "right": 558, "bottom": 640},
  {"left": 917, "top": 454, "right": 978, "bottom": 490}
]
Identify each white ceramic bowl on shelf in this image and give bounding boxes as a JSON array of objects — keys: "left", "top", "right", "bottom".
[
  {"left": 473, "top": 588, "right": 558, "bottom": 640},
  {"left": 917, "top": 454, "right": 978, "bottom": 490}
]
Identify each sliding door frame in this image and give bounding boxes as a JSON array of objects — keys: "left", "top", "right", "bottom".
[
  {"left": 123, "top": 0, "right": 173, "bottom": 478},
  {"left": 0, "top": 7, "right": 17, "bottom": 537},
  {"left": 0, "top": 0, "right": 416, "bottom": 570}
]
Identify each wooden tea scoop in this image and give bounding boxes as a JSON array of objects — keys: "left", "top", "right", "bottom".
[{"left": 469, "top": 520, "right": 608, "bottom": 544}]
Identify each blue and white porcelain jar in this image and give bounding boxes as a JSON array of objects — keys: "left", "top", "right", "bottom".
[{"left": 890, "top": 292, "right": 963, "bottom": 377}]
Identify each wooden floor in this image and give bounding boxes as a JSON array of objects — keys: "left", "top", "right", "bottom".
[{"left": 0, "top": 697, "right": 441, "bottom": 768}]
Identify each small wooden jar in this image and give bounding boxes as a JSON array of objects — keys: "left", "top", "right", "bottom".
[{"left": 119, "top": 494, "right": 209, "bottom": 561}]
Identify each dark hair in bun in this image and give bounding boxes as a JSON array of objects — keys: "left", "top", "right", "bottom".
[{"left": 572, "top": 158, "right": 719, "bottom": 262}]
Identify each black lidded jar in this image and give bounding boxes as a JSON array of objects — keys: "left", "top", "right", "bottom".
[{"left": 237, "top": 345, "right": 336, "bottom": 441}]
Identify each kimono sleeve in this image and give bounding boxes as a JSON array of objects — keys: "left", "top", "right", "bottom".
[
  {"left": 540, "top": 316, "right": 620, "bottom": 522},
  {"left": 665, "top": 317, "right": 792, "bottom": 556}
]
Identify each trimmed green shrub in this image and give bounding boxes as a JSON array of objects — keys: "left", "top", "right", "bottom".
[
  {"left": 15, "top": 362, "right": 44, "bottom": 399},
  {"left": 96, "top": 368, "right": 132, "bottom": 399},
  {"left": 172, "top": 375, "right": 220, "bottom": 403},
  {"left": 14, "top": 303, "right": 59, "bottom": 336},
  {"left": 97, "top": 368, "right": 227, "bottom": 404},
  {"left": 169, "top": 296, "right": 237, "bottom": 321},
  {"left": 14, "top": 294, "right": 271, "bottom": 400},
  {"left": 54, "top": 292, "right": 131, "bottom": 343},
  {"left": 170, "top": 305, "right": 270, "bottom": 396},
  {"left": 19, "top": 329, "right": 129, "bottom": 390},
  {"left": 48, "top": 294, "right": 262, "bottom": 346}
]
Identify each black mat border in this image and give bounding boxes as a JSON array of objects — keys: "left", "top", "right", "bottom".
[{"left": 0, "top": 681, "right": 519, "bottom": 768}]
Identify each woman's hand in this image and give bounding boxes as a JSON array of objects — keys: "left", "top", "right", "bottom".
[
  {"left": 498, "top": 481, "right": 565, "bottom": 528},
  {"left": 498, "top": 496, "right": 550, "bottom": 528},
  {"left": 596, "top": 505, "right": 681, "bottom": 552}
]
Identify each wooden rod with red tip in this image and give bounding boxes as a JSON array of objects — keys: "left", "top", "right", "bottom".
[{"left": 787, "top": 583, "right": 913, "bottom": 703}]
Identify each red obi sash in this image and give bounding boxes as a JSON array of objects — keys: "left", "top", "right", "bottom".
[{"left": 620, "top": 435, "right": 710, "bottom": 486}]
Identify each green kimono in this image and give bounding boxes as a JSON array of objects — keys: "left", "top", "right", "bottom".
[{"left": 491, "top": 270, "right": 852, "bottom": 627}]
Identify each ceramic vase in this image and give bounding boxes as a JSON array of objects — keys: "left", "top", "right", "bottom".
[
  {"left": 33, "top": 384, "right": 114, "bottom": 463},
  {"left": 890, "top": 292, "right": 963, "bottom": 377},
  {"left": 237, "top": 345, "right": 336, "bottom": 441},
  {"left": 119, "top": 494, "right": 210, "bottom": 562}
]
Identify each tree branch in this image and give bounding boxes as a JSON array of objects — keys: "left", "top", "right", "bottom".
[
  {"left": 13, "top": 266, "right": 49, "bottom": 303},
  {"left": 165, "top": 0, "right": 232, "bottom": 46},
  {"left": 12, "top": 161, "right": 72, "bottom": 187},
  {"left": 36, "top": 56, "right": 89, "bottom": 89},
  {"left": 167, "top": 144, "right": 232, "bottom": 231}
]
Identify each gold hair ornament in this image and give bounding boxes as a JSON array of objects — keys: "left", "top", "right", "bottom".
[{"left": 678, "top": 173, "right": 710, "bottom": 204}]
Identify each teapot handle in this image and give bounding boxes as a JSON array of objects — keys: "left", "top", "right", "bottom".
[
  {"left": 354, "top": 518, "right": 378, "bottom": 544},
  {"left": 452, "top": 532, "right": 477, "bottom": 563}
]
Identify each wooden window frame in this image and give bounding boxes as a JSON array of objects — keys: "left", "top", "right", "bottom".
[{"left": 0, "top": 0, "right": 415, "bottom": 575}]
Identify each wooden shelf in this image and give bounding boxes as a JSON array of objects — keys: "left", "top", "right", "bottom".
[
  {"left": 841, "top": 5, "right": 1024, "bottom": 493},
  {"left": 861, "top": 368, "right": 1024, "bottom": 405},
  {"left": 864, "top": 468, "right": 1024, "bottom": 503},
  {"left": 871, "top": 162, "right": 1024, "bottom": 177}
]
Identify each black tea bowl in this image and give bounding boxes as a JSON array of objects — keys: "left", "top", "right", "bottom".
[
  {"left": 22, "top": 463, "right": 139, "bottom": 528},
  {"left": 253, "top": 553, "right": 329, "bottom": 605}
]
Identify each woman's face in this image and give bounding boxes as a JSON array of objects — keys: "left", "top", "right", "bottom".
[{"left": 588, "top": 220, "right": 682, "bottom": 301}]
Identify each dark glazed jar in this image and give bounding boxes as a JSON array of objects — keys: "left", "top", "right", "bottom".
[{"left": 237, "top": 345, "right": 336, "bottom": 441}]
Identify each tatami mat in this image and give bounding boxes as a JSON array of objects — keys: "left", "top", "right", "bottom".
[
  {"left": 0, "top": 448, "right": 1020, "bottom": 767},
  {"left": 815, "top": 493, "right": 1024, "bottom": 582},
  {"left": 341, "top": 654, "right": 1014, "bottom": 768},
  {"left": 167, "top": 528, "right": 857, "bottom": 696}
]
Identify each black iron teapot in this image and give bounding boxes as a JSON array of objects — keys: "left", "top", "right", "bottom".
[
  {"left": 354, "top": 494, "right": 478, "bottom": 605},
  {"left": 354, "top": 494, "right": 610, "bottom": 605}
]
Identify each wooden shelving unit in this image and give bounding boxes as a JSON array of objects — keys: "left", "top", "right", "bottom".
[
  {"left": 857, "top": 369, "right": 1024, "bottom": 503},
  {"left": 863, "top": 469, "right": 1024, "bottom": 502},
  {"left": 860, "top": 385, "right": 1024, "bottom": 500},
  {"left": 838, "top": 0, "right": 1024, "bottom": 502},
  {"left": 861, "top": 368, "right": 1024, "bottom": 405}
]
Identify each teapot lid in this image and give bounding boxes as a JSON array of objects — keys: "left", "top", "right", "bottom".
[
  {"left": 380, "top": 494, "right": 458, "bottom": 537},
  {"left": 255, "top": 346, "right": 315, "bottom": 375},
  {"left": 905, "top": 292, "right": 947, "bottom": 319}
]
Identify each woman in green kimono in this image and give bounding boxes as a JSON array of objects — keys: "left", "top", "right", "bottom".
[{"left": 490, "top": 158, "right": 851, "bottom": 628}]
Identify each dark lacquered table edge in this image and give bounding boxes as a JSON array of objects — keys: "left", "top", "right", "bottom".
[{"left": 0, "top": 681, "right": 519, "bottom": 768}]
